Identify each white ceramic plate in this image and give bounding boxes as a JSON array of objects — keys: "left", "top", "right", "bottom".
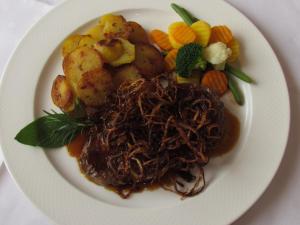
[{"left": 0, "top": 0, "right": 290, "bottom": 225}]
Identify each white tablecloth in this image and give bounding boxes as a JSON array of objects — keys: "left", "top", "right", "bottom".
[{"left": 1, "top": 0, "right": 300, "bottom": 224}]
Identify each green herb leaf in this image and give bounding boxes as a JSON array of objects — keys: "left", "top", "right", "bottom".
[{"left": 15, "top": 111, "right": 91, "bottom": 148}]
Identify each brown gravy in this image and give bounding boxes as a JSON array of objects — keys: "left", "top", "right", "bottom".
[
  {"left": 67, "top": 134, "right": 86, "bottom": 158},
  {"left": 210, "top": 109, "right": 240, "bottom": 157}
]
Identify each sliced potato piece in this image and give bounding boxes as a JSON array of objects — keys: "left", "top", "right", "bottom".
[
  {"left": 78, "top": 35, "right": 97, "bottom": 48},
  {"left": 94, "top": 39, "right": 124, "bottom": 63},
  {"left": 128, "top": 21, "right": 149, "bottom": 44},
  {"left": 113, "top": 65, "right": 142, "bottom": 88},
  {"left": 86, "top": 25, "right": 105, "bottom": 41},
  {"left": 95, "top": 38, "right": 135, "bottom": 67},
  {"left": 99, "top": 14, "right": 130, "bottom": 39},
  {"left": 51, "top": 75, "right": 75, "bottom": 112},
  {"left": 110, "top": 38, "right": 135, "bottom": 66},
  {"left": 133, "top": 44, "right": 164, "bottom": 79},
  {"left": 77, "top": 68, "right": 113, "bottom": 106},
  {"left": 63, "top": 47, "right": 103, "bottom": 92},
  {"left": 61, "top": 35, "right": 82, "bottom": 57}
]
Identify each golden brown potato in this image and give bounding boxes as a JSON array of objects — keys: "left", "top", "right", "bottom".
[
  {"left": 51, "top": 75, "right": 75, "bottom": 112},
  {"left": 78, "top": 35, "right": 97, "bottom": 48},
  {"left": 94, "top": 39, "right": 124, "bottom": 63},
  {"left": 86, "top": 25, "right": 105, "bottom": 41},
  {"left": 133, "top": 44, "right": 164, "bottom": 79},
  {"left": 77, "top": 68, "right": 113, "bottom": 106},
  {"left": 63, "top": 47, "right": 103, "bottom": 92},
  {"left": 110, "top": 38, "right": 135, "bottom": 66},
  {"left": 113, "top": 65, "right": 142, "bottom": 88},
  {"left": 94, "top": 38, "right": 135, "bottom": 67},
  {"left": 127, "top": 21, "right": 149, "bottom": 44},
  {"left": 99, "top": 14, "right": 131, "bottom": 39},
  {"left": 61, "top": 35, "right": 82, "bottom": 57}
]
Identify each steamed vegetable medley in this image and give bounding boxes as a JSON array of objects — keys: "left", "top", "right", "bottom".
[
  {"left": 154, "top": 4, "right": 254, "bottom": 104},
  {"left": 52, "top": 3, "right": 254, "bottom": 113}
]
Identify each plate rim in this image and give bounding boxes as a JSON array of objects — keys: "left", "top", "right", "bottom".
[{"left": 0, "top": 0, "right": 290, "bottom": 225}]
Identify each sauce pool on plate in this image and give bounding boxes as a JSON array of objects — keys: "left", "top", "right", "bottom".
[
  {"left": 211, "top": 109, "right": 240, "bottom": 157},
  {"left": 67, "top": 134, "right": 86, "bottom": 158}
]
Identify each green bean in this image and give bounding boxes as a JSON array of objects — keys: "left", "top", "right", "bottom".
[
  {"left": 171, "top": 3, "right": 198, "bottom": 25},
  {"left": 183, "top": 9, "right": 198, "bottom": 23},
  {"left": 227, "top": 75, "right": 244, "bottom": 105},
  {"left": 225, "top": 64, "right": 254, "bottom": 83}
]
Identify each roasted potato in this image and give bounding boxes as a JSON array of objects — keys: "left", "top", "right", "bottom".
[
  {"left": 113, "top": 65, "right": 142, "bottom": 88},
  {"left": 128, "top": 21, "right": 149, "bottom": 44},
  {"left": 94, "top": 39, "right": 124, "bottom": 63},
  {"left": 110, "top": 38, "right": 135, "bottom": 66},
  {"left": 63, "top": 46, "right": 103, "bottom": 92},
  {"left": 61, "top": 35, "right": 82, "bottom": 57},
  {"left": 94, "top": 38, "right": 135, "bottom": 67},
  {"left": 77, "top": 68, "right": 113, "bottom": 106},
  {"left": 99, "top": 14, "right": 130, "bottom": 39},
  {"left": 86, "top": 25, "right": 105, "bottom": 41},
  {"left": 78, "top": 35, "right": 97, "bottom": 48},
  {"left": 133, "top": 44, "right": 164, "bottom": 79},
  {"left": 51, "top": 75, "right": 75, "bottom": 112}
]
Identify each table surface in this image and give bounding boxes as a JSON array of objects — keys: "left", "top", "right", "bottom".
[{"left": 1, "top": 0, "right": 300, "bottom": 224}]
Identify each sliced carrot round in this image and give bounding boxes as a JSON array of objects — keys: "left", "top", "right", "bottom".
[
  {"left": 164, "top": 49, "right": 178, "bottom": 71},
  {"left": 227, "top": 38, "right": 240, "bottom": 63},
  {"left": 209, "top": 25, "right": 233, "bottom": 44},
  {"left": 150, "top": 29, "right": 173, "bottom": 51},
  {"left": 169, "top": 22, "right": 196, "bottom": 45},
  {"left": 201, "top": 70, "right": 228, "bottom": 95}
]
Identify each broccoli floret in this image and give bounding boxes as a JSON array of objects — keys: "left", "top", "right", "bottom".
[
  {"left": 175, "top": 43, "right": 207, "bottom": 77},
  {"left": 195, "top": 57, "right": 207, "bottom": 71}
]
